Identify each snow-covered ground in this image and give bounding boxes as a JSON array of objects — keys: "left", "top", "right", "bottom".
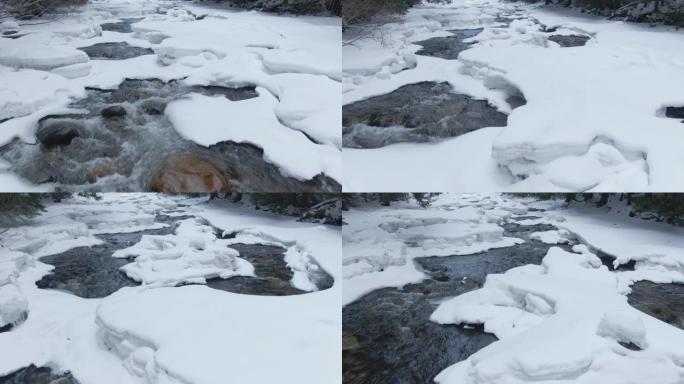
[
  {"left": 343, "top": 194, "right": 684, "bottom": 383},
  {"left": 0, "top": 0, "right": 341, "bottom": 191},
  {"left": 0, "top": 193, "right": 341, "bottom": 384},
  {"left": 343, "top": 0, "right": 684, "bottom": 192}
]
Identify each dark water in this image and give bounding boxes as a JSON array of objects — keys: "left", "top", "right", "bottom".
[
  {"left": 628, "top": 281, "right": 684, "bottom": 330},
  {"left": 414, "top": 28, "right": 483, "bottom": 60},
  {"left": 0, "top": 365, "right": 78, "bottom": 384},
  {"left": 35, "top": 225, "right": 176, "bottom": 298},
  {"left": 343, "top": 220, "right": 572, "bottom": 384},
  {"left": 665, "top": 106, "right": 684, "bottom": 123},
  {"left": 548, "top": 34, "right": 591, "bottom": 47},
  {"left": 0, "top": 79, "right": 340, "bottom": 192},
  {"left": 342, "top": 81, "right": 508, "bottom": 149},
  {"left": 100, "top": 18, "right": 144, "bottom": 34},
  {"left": 208, "top": 243, "right": 334, "bottom": 295},
  {"left": 77, "top": 42, "right": 154, "bottom": 60}
]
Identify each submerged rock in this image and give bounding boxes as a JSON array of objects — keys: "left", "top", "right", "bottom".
[
  {"left": 77, "top": 42, "right": 154, "bottom": 60},
  {"left": 35, "top": 121, "right": 84, "bottom": 147},
  {"left": 414, "top": 28, "right": 483, "bottom": 60},
  {"left": 150, "top": 154, "right": 231, "bottom": 193},
  {"left": 548, "top": 34, "right": 590, "bottom": 47},
  {"left": 100, "top": 105, "right": 127, "bottom": 118},
  {"left": 0, "top": 365, "right": 78, "bottom": 384},
  {"left": 343, "top": 81, "right": 508, "bottom": 148}
]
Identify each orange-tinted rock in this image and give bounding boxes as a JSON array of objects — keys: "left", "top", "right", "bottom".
[{"left": 150, "top": 155, "right": 230, "bottom": 193}]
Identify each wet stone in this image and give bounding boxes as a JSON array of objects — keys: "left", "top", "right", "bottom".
[
  {"left": 414, "top": 28, "right": 483, "bottom": 60},
  {"left": 628, "top": 281, "right": 684, "bottom": 330},
  {"left": 77, "top": 42, "right": 154, "bottom": 60},
  {"left": 150, "top": 154, "right": 231, "bottom": 193},
  {"left": 207, "top": 243, "right": 334, "bottom": 295},
  {"left": 548, "top": 34, "right": 591, "bottom": 47},
  {"left": 0, "top": 365, "right": 78, "bottom": 384},
  {"left": 101, "top": 105, "right": 127, "bottom": 118},
  {"left": 35, "top": 226, "right": 176, "bottom": 298},
  {"left": 35, "top": 120, "right": 84, "bottom": 148},
  {"left": 342, "top": 81, "right": 508, "bottom": 148}
]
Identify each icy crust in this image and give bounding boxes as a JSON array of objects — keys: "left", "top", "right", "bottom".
[
  {"left": 0, "top": 248, "right": 31, "bottom": 329},
  {"left": 343, "top": 0, "right": 684, "bottom": 191},
  {"left": 342, "top": 194, "right": 536, "bottom": 305},
  {"left": 96, "top": 285, "right": 340, "bottom": 384},
  {"left": 0, "top": 194, "right": 171, "bottom": 258},
  {"left": 431, "top": 246, "right": 684, "bottom": 384},
  {"left": 546, "top": 205, "right": 684, "bottom": 292},
  {"left": 0, "top": 0, "right": 341, "bottom": 186}
]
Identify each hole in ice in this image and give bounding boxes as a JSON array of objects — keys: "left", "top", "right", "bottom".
[
  {"left": 414, "top": 28, "right": 483, "bottom": 60},
  {"left": 100, "top": 18, "right": 144, "bottom": 34},
  {"left": 548, "top": 34, "right": 591, "bottom": 47},
  {"left": 77, "top": 42, "right": 154, "bottom": 60},
  {"left": 664, "top": 106, "right": 684, "bottom": 122},
  {"left": 342, "top": 81, "right": 508, "bottom": 149}
]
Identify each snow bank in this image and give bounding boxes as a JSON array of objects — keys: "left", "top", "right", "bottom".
[
  {"left": 432, "top": 245, "right": 684, "bottom": 384},
  {"left": 96, "top": 285, "right": 340, "bottom": 384},
  {"left": 113, "top": 218, "right": 255, "bottom": 287}
]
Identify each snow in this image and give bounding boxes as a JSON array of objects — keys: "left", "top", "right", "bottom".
[
  {"left": 0, "top": 193, "right": 340, "bottom": 384},
  {"left": 113, "top": 218, "right": 255, "bottom": 287},
  {"left": 343, "top": 0, "right": 684, "bottom": 191},
  {"left": 0, "top": 284, "right": 28, "bottom": 329},
  {"left": 0, "top": 0, "right": 341, "bottom": 188}
]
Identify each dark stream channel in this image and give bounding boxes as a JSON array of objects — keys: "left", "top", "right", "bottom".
[{"left": 0, "top": 79, "right": 339, "bottom": 192}]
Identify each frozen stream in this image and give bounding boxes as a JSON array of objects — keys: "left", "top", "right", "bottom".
[
  {"left": 342, "top": 195, "right": 684, "bottom": 383},
  {"left": 0, "top": 194, "right": 341, "bottom": 384},
  {"left": 343, "top": 0, "right": 684, "bottom": 191}
]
